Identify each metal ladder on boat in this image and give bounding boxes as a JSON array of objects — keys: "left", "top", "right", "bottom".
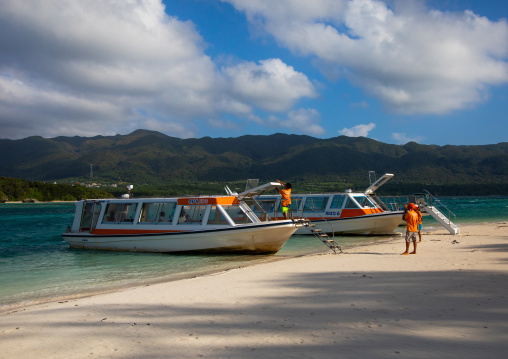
[
  {"left": 420, "top": 204, "right": 460, "bottom": 235},
  {"left": 294, "top": 219, "right": 343, "bottom": 254},
  {"left": 416, "top": 190, "right": 460, "bottom": 235}
]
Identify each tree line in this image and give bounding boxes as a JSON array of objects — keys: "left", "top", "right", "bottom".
[{"left": 0, "top": 177, "right": 112, "bottom": 202}]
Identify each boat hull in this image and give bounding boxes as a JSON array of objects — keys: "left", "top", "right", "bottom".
[
  {"left": 297, "top": 211, "right": 404, "bottom": 235},
  {"left": 63, "top": 222, "right": 297, "bottom": 254}
]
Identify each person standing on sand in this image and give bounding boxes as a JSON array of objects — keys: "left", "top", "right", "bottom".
[
  {"left": 415, "top": 205, "right": 423, "bottom": 242},
  {"left": 402, "top": 203, "right": 419, "bottom": 255},
  {"left": 276, "top": 180, "right": 292, "bottom": 220}
]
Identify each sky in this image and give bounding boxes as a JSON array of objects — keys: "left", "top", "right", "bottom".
[{"left": 1, "top": 0, "right": 508, "bottom": 145}]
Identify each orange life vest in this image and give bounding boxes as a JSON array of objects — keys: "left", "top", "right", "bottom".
[{"left": 278, "top": 188, "right": 291, "bottom": 207}]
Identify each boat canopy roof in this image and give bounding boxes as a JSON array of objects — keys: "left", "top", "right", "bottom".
[{"left": 238, "top": 182, "right": 281, "bottom": 200}]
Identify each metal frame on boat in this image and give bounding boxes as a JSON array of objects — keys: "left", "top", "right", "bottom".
[{"left": 62, "top": 182, "right": 304, "bottom": 254}]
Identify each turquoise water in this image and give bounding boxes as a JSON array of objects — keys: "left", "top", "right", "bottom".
[{"left": 1, "top": 197, "right": 506, "bottom": 310}]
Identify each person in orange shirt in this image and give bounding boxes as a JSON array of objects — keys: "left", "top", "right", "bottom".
[
  {"left": 402, "top": 203, "right": 419, "bottom": 255},
  {"left": 415, "top": 205, "right": 423, "bottom": 242},
  {"left": 276, "top": 179, "right": 292, "bottom": 219}
]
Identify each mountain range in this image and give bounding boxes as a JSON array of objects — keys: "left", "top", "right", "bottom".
[{"left": 1, "top": 130, "right": 507, "bottom": 195}]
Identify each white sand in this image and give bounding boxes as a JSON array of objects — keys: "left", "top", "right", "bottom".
[{"left": 1, "top": 223, "right": 507, "bottom": 359}]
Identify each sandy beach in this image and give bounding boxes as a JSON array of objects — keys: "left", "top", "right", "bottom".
[{"left": 1, "top": 222, "right": 507, "bottom": 359}]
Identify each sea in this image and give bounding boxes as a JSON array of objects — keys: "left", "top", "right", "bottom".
[{"left": 1, "top": 196, "right": 507, "bottom": 310}]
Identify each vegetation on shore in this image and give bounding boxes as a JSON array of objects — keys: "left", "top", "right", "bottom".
[
  {"left": 2, "top": 175, "right": 508, "bottom": 202},
  {"left": 0, "top": 177, "right": 112, "bottom": 202}
]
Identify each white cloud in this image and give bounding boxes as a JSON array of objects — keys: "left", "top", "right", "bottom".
[
  {"left": 392, "top": 132, "right": 425, "bottom": 144},
  {"left": 269, "top": 108, "right": 325, "bottom": 136},
  {"left": 338, "top": 122, "right": 376, "bottom": 137},
  {"left": 222, "top": 58, "right": 317, "bottom": 112},
  {"left": 0, "top": 0, "right": 316, "bottom": 139},
  {"left": 0, "top": 0, "right": 215, "bottom": 138},
  {"left": 225, "top": 0, "right": 508, "bottom": 115}
]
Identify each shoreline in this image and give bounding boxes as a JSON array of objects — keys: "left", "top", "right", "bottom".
[
  {"left": 1, "top": 200, "right": 76, "bottom": 203},
  {"left": 0, "top": 221, "right": 503, "bottom": 313},
  {"left": 1, "top": 222, "right": 507, "bottom": 358}
]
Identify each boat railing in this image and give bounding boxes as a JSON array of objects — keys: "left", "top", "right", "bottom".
[
  {"left": 287, "top": 198, "right": 302, "bottom": 221},
  {"left": 368, "top": 194, "right": 390, "bottom": 211},
  {"left": 374, "top": 194, "right": 432, "bottom": 211},
  {"left": 374, "top": 191, "right": 457, "bottom": 220},
  {"left": 422, "top": 189, "right": 457, "bottom": 220},
  {"left": 373, "top": 195, "right": 413, "bottom": 211}
]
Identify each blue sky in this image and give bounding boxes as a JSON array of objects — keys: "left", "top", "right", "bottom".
[{"left": 1, "top": 0, "right": 507, "bottom": 145}]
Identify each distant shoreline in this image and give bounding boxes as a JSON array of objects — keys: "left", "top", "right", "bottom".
[{"left": 1, "top": 201, "right": 76, "bottom": 203}]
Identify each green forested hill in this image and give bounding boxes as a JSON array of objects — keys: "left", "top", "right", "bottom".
[{"left": 0, "top": 130, "right": 507, "bottom": 195}]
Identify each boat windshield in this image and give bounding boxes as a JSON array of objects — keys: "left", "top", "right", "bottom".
[
  {"left": 207, "top": 205, "right": 250, "bottom": 225},
  {"left": 207, "top": 206, "right": 230, "bottom": 225},
  {"left": 80, "top": 202, "right": 94, "bottom": 231},
  {"left": 223, "top": 205, "right": 250, "bottom": 224},
  {"left": 352, "top": 195, "right": 377, "bottom": 208},
  {"left": 344, "top": 197, "right": 359, "bottom": 209},
  {"left": 79, "top": 202, "right": 102, "bottom": 231}
]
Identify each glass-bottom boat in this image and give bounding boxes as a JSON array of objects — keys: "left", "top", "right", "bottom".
[
  {"left": 62, "top": 182, "right": 303, "bottom": 254},
  {"left": 249, "top": 174, "right": 404, "bottom": 235}
]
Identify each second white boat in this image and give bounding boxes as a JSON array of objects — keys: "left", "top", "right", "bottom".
[{"left": 246, "top": 174, "right": 404, "bottom": 235}]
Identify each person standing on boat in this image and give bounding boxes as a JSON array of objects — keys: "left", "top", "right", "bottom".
[
  {"left": 402, "top": 203, "right": 418, "bottom": 255},
  {"left": 415, "top": 205, "right": 423, "bottom": 242},
  {"left": 276, "top": 180, "right": 292, "bottom": 219}
]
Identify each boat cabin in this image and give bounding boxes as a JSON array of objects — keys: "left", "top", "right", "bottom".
[
  {"left": 256, "top": 192, "right": 384, "bottom": 220},
  {"left": 72, "top": 196, "right": 265, "bottom": 234},
  {"left": 70, "top": 182, "right": 291, "bottom": 234}
]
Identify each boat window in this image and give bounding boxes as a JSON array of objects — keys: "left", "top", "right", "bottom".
[
  {"left": 139, "top": 202, "right": 177, "bottom": 223},
  {"left": 207, "top": 206, "right": 230, "bottom": 225},
  {"left": 330, "top": 195, "right": 345, "bottom": 209},
  {"left": 103, "top": 203, "right": 137, "bottom": 223},
  {"left": 223, "top": 205, "right": 249, "bottom": 224},
  {"left": 139, "top": 203, "right": 160, "bottom": 223},
  {"left": 158, "top": 202, "right": 176, "bottom": 223},
  {"left": 353, "top": 196, "right": 376, "bottom": 208},
  {"left": 303, "top": 197, "right": 329, "bottom": 211},
  {"left": 103, "top": 203, "right": 119, "bottom": 223},
  {"left": 177, "top": 205, "right": 206, "bottom": 225},
  {"left": 344, "top": 197, "right": 360, "bottom": 209}
]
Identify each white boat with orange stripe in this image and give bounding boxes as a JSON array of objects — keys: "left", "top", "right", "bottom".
[
  {"left": 62, "top": 182, "right": 303, "bottom": 254},
  {"left": 252, "top": 174, "right": 404, "bottom": 235}
]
